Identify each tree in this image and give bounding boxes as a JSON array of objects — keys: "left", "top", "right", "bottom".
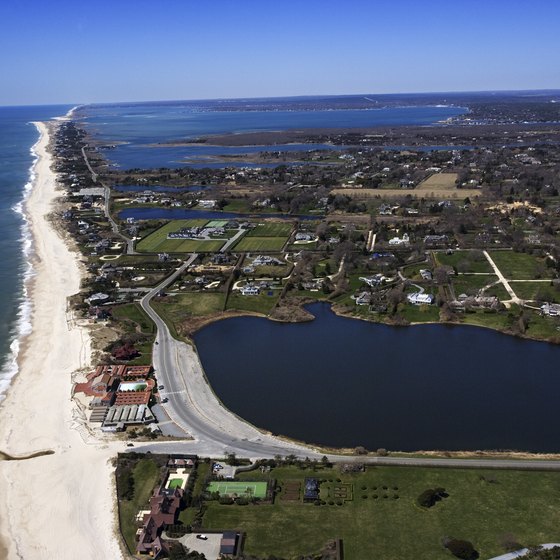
[
  {"left": 444, "top": 538, "right": 478, "bottom": 560},
  {"left": 417, "top": 487, "right": 448, "bottom": 508}
]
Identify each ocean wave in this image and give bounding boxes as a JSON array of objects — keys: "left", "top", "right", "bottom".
[{"left": 0, "top": 127, "right": 41, "bottom": 402}]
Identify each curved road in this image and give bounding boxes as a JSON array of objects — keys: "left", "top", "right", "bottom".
[{"left": 140, "top": 257, "right": 560, "bottom": 470}]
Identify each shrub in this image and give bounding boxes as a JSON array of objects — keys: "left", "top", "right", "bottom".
[
  {"left": 444, "top": 538, "right": 479, "bottom": 560},
  {"left": 417, "top": 487, "right": 449, "bottom": 508}
]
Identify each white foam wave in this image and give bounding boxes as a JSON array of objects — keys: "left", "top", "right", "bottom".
[{"left": 0, "top": 125, "right": 42, "bottom": 403}]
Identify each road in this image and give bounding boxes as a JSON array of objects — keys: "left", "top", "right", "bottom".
[
  {"left": 138, "top": 258, "right": 560, "bottom": 470},
  {"left": 80, "top": 147, "right": 135, "bottom": 254}
]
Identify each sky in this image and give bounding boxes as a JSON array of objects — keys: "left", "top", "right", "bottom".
[{"left": 0, "top": 0, "right": 559, "bottom": 106}]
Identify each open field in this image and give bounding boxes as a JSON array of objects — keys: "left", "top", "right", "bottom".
[
  {"left": 200, "top": 465, "right": 560, "bottom": 560},
  {"left": 226, "top": 291, "right": 280, "bottom": 315},
  {"left": 233, "top": 236, "right": 288, "bottom": 252},
  {"left": 452, "top": 274, "right": 498, "bottom": 296},
  {"left": 207, "top": 481, "right": 268, "bottom": 499},
  {"left": 511, "top": 281, "right": 560, "bottom": 303},
  {"left": 153, "top": 292, "right": 226, "bottom": 320},
  {"left": 416, "top": 172, "right": 458, "bottom": 191},
  {"left": 246, "top": 223, "right": 293, "bottom": 237},
  {"left": 488, "top": 250, "right": 554, "bottom": 280},
  {"left": 435, "top": 250, "right": 493, "bottom": 274}
]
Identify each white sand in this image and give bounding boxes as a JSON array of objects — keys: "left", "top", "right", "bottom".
[{"left": 0, "top": 122, "right": 124, "bottom": 559}]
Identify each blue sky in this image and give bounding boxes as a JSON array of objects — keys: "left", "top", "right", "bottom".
[{"left": 1, "top": 0, "right": 559, "bottom": 105}]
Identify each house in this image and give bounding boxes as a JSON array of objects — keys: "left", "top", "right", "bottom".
[
  {"left": 541, "top": 303, "right": 560, "bottom": 317},
  {"left": 388, "top": 233, "right": 410, "bottom": 246},
  {"left": 241, "top": 285, "right": 260, "bottom": 296},
  {"left": 355, "top": 292, "right": 372, "bottom": 306},
  {"left": 419, "top": 269, "right": 433, "bottom": 281},
  {"left": 407, "top": 293, "right": 434, "bottom": 305}
]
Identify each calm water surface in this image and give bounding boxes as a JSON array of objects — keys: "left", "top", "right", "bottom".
[{"left": 194, "top": 303, "right": 560, "bottom": 452}]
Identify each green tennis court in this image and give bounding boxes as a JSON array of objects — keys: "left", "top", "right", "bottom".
[
  {"left": 207, "top": 481, "right": 267, "bottom": 498},
  {"left": 168, "top": 479, "right": 184, "bottom": 490}
]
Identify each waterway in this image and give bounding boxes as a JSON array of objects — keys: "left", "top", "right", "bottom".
[{"left": 194, "top": 303, "right": 560, "bottom": 452}]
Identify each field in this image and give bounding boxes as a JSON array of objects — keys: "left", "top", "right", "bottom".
[
  {"left": 226, "top": 291, "right": 280, "bottom": 315},
  {"left": 246, "top": 223, "right": 293, "bottom": 237},
  {"left": 207, "top": 481, "right": 268, "bottom": 499},
  {"left": 451, "top": 274, "right": 498, "bottom": 296},
  {"left": 136, "top": 220, "right": 225, "bottom": 253},
  {"left": 233, "top": 236, "right": 287, "bottom": 252},
  {"left": 416, "top": 172, "right": 459, "bottom": 191},
  {"left": 435, "top": 250, "right": 493, "bottom": 274},
  {"left": 488, "top": 250, "right": 553, "bottom": 280},
  {"left": 511, "top": 281, "right": 560, "bottom": 303},
  {"left": 200, "top": 465, "right": 560, "bottom": 560}
]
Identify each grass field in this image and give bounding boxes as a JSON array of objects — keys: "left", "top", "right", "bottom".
[
  {"left": 227, "top": 291, "right": 280, "bottom": 315},
  {"left": 510, "top": 281, "right": 560, "bottom": 303},
  {"left": 246, "top": 223, "right": 293, "bottom": 237},
  {"left": 153, "top": 292, "right": 226, "bottom": 319},
  {"left": 435, "top": 250, "right": 493, "bottom": 274},
  {"left": 452, "top": 274, "right": 498, "bottom": 296},
  {"left": 201, "top": 465, "right": 560, "bottom": 560},
  {"left": 137, "top": 220, "right": 226, "bottom": 253},
  {"left": 233, "top": 236, "right": 287, "bottom": 252},
  {"left": 207, "top": 481, "right": 268, "bottom": 499},
  {"left": 488, "top": 251, "right": 553, "bottom": 280},
  {"left": 330, "top": 185, "right": 480, "bottom": 200}
]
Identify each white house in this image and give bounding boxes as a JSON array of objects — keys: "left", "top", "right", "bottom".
[{"left": 407, "top": 293, "right": 434, "bottom": 305}]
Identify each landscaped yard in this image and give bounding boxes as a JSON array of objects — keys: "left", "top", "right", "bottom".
[
  {"left": 509, "top": 282, "right": 560, "bottom": 303},
  {"left": 199, "top": 465, "right": 560, "bottom": 560},
  {"left": 226, "top": 291, "right": 281, "bottom": 315},
  {"left": 246, "top": 223, "right": 293, "bottom": 237}
]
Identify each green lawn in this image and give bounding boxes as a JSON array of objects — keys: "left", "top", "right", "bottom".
[
  {"left": 435, "top": 250, "right": 493, "bottom": 273},
  {"left": 234, "top": 236, "right": 288, "bottom": 252},
  {"left": 112, "top": 303, "right": 155, "bottom": 335},
  {"left": 200, "top": 465, "right": 560, "bottom": 560},
  {"left": 118, "top": 458, "right": 160, "bottom": 553},
  {"left": 246, "top": 223, "right": 293, "bottom": 237},
  {"left": 488, "top": 251, "right": 553, "bottom": 280},
  {"left": 510, "top": 282, "right": 560, "bottom": 303},
  {"left": 227, "top": 291, "right": 280, "bottom": 315},
  {"left": 136, "top": 220, "right": 227, "bottom": 253},
  {"left": 452, "top": 275, "right": 498, "bottom": 297},
  {"left": 153, "top": 292, "right": 226, "bottom": 321},
  {"left": 399, "top": 303, "right": 440, "bottom": 323}
]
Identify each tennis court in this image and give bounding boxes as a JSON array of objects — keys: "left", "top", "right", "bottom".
[{"left": 207, "top": 481, "right": 267, "bottom": 498}]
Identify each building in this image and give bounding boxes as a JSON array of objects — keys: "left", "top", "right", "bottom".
[
  {"left": 220, "top": 531, "right": 240, "bottom": 557},
  {"left": 407, "top": 293, "right": 434, "bottom": 305}
]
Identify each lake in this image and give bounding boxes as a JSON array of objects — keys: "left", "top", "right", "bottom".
[{"left": 194, "top": 303, "right": 560, "bottom": 452}]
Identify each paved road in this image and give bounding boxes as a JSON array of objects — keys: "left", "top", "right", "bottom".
[
  {"left": 80, "top": 147, "right": 135, "bottom": 254},
  {"left": 137, "top": 259, "right": 560, "bottom": 470}
]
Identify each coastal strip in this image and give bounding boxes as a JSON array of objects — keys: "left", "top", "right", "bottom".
[{"left": 0, "top": 120, "right": 124, "bottom": 559}]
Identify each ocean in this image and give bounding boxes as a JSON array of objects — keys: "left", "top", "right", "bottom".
[{"left": 0, "top": 105, "right": 73, "bottom": 401}]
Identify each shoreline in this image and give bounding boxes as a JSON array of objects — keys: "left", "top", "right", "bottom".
[{"left": 0, "top": 119, "right": 123, "bottom": 559}]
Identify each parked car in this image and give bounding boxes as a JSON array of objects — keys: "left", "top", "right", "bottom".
[{"left": 196, "top": 534, "right": 208, "bottom": 540}]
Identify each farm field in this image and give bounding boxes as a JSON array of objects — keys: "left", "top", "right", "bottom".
[
  {"left": 416, "top": 172, "right": 458, "bottom": 191},
  {"left": 246, "top": 222, "right": 293, "bottom": 237}
]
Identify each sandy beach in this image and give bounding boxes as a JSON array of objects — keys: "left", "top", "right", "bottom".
[{"left": 0, "top": 121, "right": 124, "bottom": 559}]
